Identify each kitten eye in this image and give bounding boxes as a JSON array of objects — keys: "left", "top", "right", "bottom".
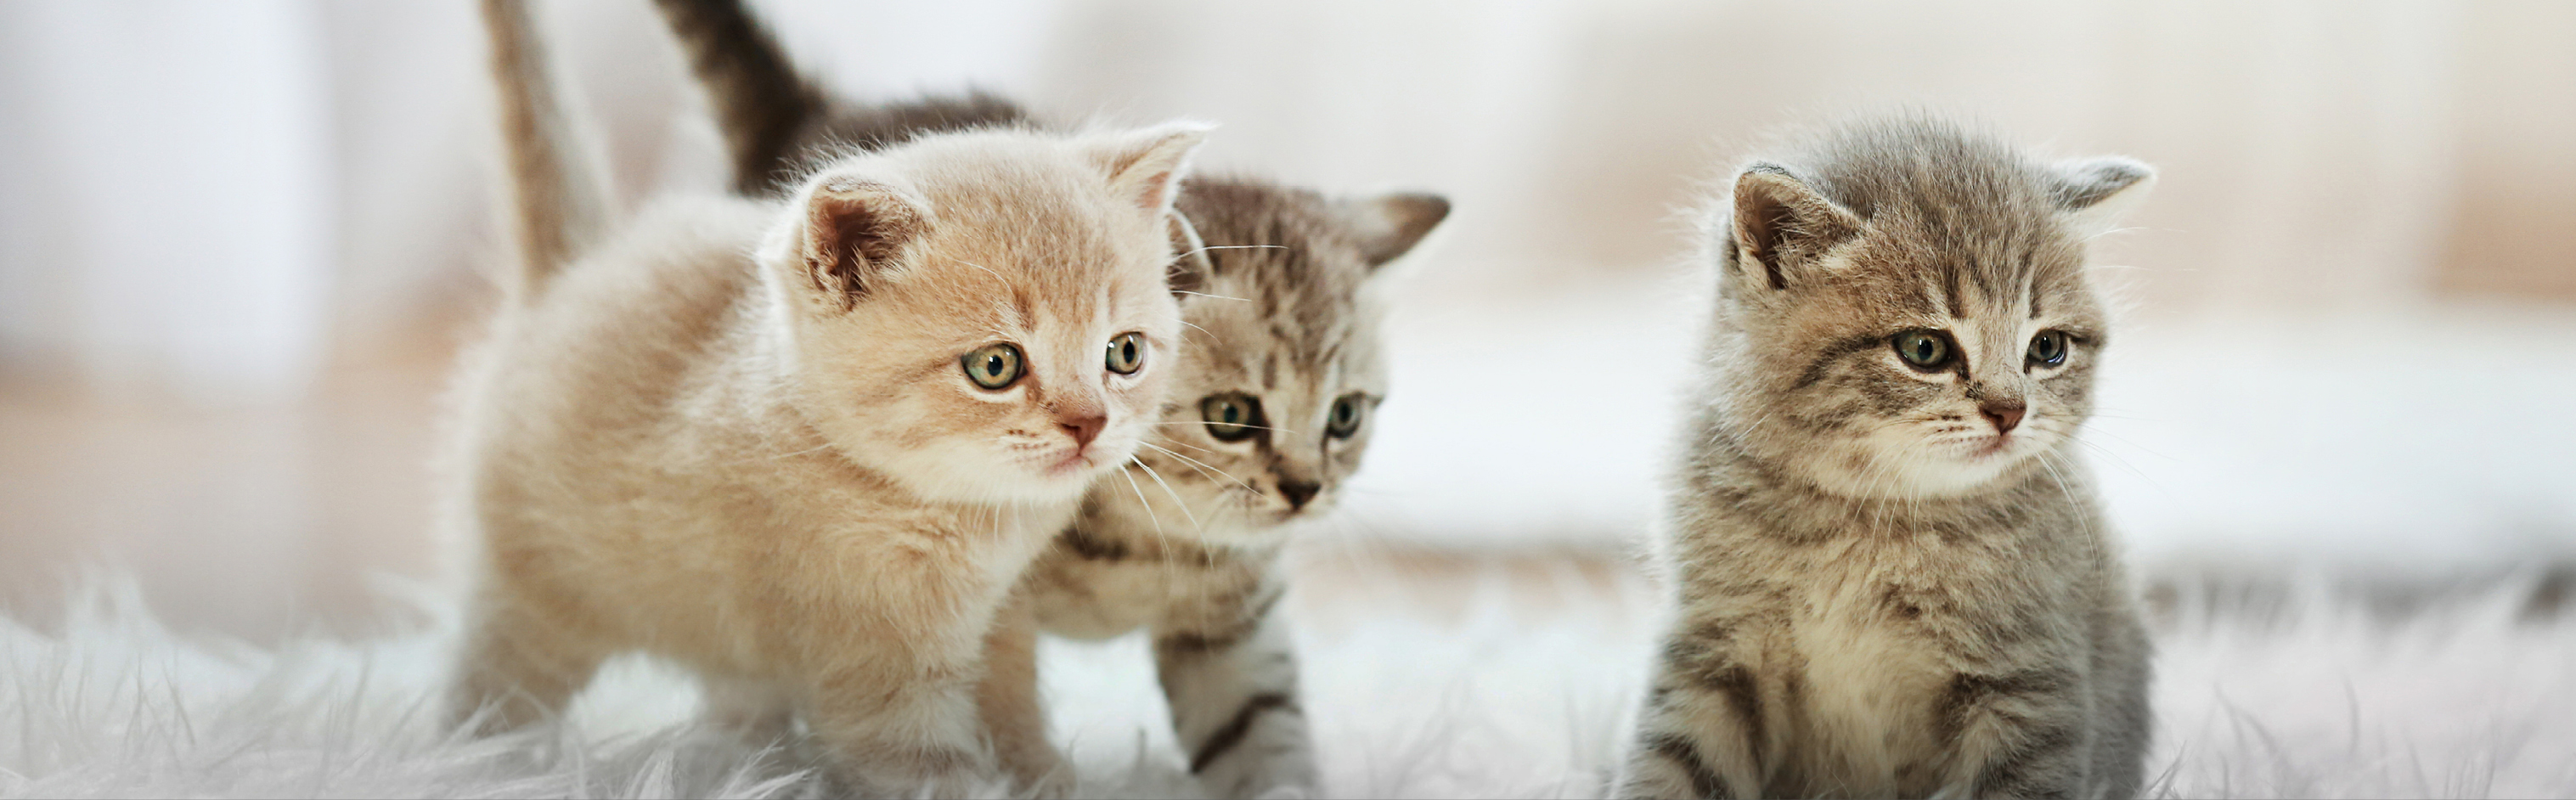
[
  {"left": 2027, "top": 330, "right": 2070, "bottom": 367},
  {"left": 1105, "top": 332, "right": 1147, "bottom": 375},
  {"left": 961, "top": 343, "right": 1024, "bottom": 390},
  {"left": 1891, "top": 330, "right": 1954, "bottom": 371},
  {"left": 1326, "top": 393, "right": 1367, "bottom": 439},
  {"left": 1200, "top": 393, "right": 1263, "bottom": 442}
]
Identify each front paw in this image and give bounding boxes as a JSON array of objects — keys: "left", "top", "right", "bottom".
[{"left": 1195, "top": 745, "right": 1319, "bottom": 800}]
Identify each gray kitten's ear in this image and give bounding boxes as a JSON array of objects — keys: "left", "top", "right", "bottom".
[
  {"left": 1729, "top": 163, "right": 1862, "bottom": 290},
  {"left": 1084, "top": 121, "right": 1214, "bottom": 215},
  {"left": 1342, "top": 192, "right": 1451, "bottom": 269},
  {"left": 2052, "top": 156, "right": 2155, "bottom": 237},
  {"left": 801, "top": 176, "right": 929, "bottom": 307}
]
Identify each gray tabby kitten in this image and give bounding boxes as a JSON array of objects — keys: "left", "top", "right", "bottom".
[
  {"left": 648, "top": 3, "right": 1446, "bottom": 796},
  {"left": 1618, "top": 116, "right": 2156, "bottom": 799}
]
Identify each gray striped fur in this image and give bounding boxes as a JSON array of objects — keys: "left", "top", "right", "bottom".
[{"left": 1618, "top": 115, "right": 2155, "bottom": 799}]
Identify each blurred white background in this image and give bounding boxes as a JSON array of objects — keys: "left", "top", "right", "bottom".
[{"left": 2, "top": 0, "right": 2571, "bottom": 638}]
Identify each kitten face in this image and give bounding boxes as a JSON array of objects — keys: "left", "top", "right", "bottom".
[
  {"left": 1711, "top": 120, "right": 2149, "bottom": 501},
  {"left": 760, "top": 126, "right": 1205, "bottom": 504},
  {"left": 1096, "top": 181, "right": 1446, "bottom": 542},
  {"left": 1737, "top": 231, "right": 2105, "bottom": 499}
]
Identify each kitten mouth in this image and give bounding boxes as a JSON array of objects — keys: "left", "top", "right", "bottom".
[
  {"left": 1967, "top": 436, "right": 2013, "bottom": 459},
  {"left": 1043, "top": 448, "right": 1096, "bottom": 476}
]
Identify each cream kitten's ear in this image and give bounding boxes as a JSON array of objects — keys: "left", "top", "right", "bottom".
[
  {"left": 801, "top": 176, "right": 929, "bottom": 306},
  {"left": 1085, "top": 121, "right": 1214, "bottom": 215},
  {"left": 2052, "top": 156, "right": 2156, "bottom": 238},
  {"left": 1342, "top": 192, "right": 1451, "bottom": 270},
  {"left": 1728, "top": 163, "right": 1863, "bottom": 291}
]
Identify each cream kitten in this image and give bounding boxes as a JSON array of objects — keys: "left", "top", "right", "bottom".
[
  {"left": 1617, "top": 115, "right": 2156, "bottom": 799},
  {"left": 449, "top": 1, "right": 1204, "bottom": 796},
  {"left": 646, "top": 3, "right": 1450, "bottom": 795}
]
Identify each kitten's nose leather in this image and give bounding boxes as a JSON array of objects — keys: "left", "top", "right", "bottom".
[
  {"left": 1981, "top": 403, "right": 2026, "bottom": 434},
  {"left": 1277, "top": 481, "right": 1322, "bottom": 510},
  {"left": 1060, "top": 414, "right": 1106, "bottom": 449}
]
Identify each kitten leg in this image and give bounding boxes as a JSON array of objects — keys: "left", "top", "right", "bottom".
[
  {"left": 977, "top": 589, "right": 1074, "bottom": 797},
  {"left": 447, "top": 599, "right": 608, "bottom": 735},
  {"left": 802, "top": 654, "right": 995, "bottom": 798},
  {"left": 1616, "top": 634, "right": 1764, "bottom": 799},
  {"left": 1153, "top": 583, "right": 1316, "bottom": 799},
  {"left": 1939, "top": 667, "right": 2090, "bottom": 799}
]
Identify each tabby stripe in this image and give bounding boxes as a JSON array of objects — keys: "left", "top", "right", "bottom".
[
  {"left": 1644, "top": 733, "right": 1729, "bottom": 800},
  {"left": 1189, "top": 692, "right": 1296, "bottom": 774},
  {"left": 1938, "top": 668, "right": 2075, "bottom": 742},
  {"left": 1975, "top": 724, "right": 2081, "bottom": 796}
]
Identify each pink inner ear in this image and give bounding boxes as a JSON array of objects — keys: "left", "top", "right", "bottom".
[
  {"left": 802, "top": 179, "right": 925, "bottom": 300},
  {"left": 1130, "top": 168, "right": 1179, "bottom": 211}
]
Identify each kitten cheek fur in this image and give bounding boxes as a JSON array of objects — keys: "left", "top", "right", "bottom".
[
  {"left": 1706, "top": 148, "right": 2146, "bottom": 502},
  {"left": 753, "top": 129, "right": 1198, "bottom": 505}
]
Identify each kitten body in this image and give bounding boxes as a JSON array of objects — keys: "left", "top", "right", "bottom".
[
  {"left": 453, "top": 2, "right": 1204, "bottom": 795},
  {"left": 649, "top": 2, "right": 1446, "bottom": 795},
  {"left": 1618, "top": 116, "right": 2155, "bottom": 799}
]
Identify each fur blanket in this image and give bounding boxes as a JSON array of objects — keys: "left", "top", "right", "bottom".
[{"left": 3, "top": 570, "right": 2570, "bottom": 798}]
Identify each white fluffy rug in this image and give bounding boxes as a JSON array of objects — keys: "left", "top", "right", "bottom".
[{"left": 4, "top": 569, "right": 2572, "bottom": 799}]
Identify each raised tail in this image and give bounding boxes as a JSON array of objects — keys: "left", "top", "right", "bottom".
[
  {"left": 649, "top": 0, "right": 823, "bottom": 196},
  {"left": 481, "top": 0, "right": 613, "bottom": 297}
]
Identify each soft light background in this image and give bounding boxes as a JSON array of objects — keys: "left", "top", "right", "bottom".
[{"left": 1, "top": 0, "right": 2571, "bottom": 639}]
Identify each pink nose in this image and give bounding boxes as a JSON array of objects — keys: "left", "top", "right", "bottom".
[
  {"left": 1060, "top": 414, "right": 1106, "bottom": 449},
  {"left": 1981, "top": 402, "right": 2026, "bottom": 434}
]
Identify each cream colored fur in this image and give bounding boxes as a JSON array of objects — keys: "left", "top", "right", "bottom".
[{"left": 454, "top": 2, "right": 1210, "bottom": 795}]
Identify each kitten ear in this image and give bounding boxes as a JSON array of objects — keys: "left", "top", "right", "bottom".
[
  {"left": 800, "top": 176, "right": 929, "bottom": 306},
  {"left": 1341, "top": 192, "right": 1451, "bottom": 270},
  {"left": 1085, "top": 121, "right": 1214, "bottom": 215},
  {"left": 1729, "top": 163, "right": 1863, "bottom": 290},
  {"left": 2051, "top": 156, "right": 2156, "bottom": 238}
]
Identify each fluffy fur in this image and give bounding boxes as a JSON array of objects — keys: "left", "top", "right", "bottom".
[
  {"left": 452, "top": 1, "right": 1205, "bottom": 794},
  {"left": 7, "top": 568, "right": 2572, "bottom": 799},
  {"left": 1619, "top": 115, "right": 2158, "bottom": 799},
  {"left": 647, "top": 3, "right": 1449, "bottom": 795}
]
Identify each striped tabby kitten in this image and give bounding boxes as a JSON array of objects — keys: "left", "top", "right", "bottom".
[
  {"left": 452, "top": 1, "right": 1203, "bottom": 796},
  {"left": 1618, "top": 116, "right": 2156, "bottom": 799},
  {"left": 649, "top": 2, "right": 1446, "bottom": 795}
]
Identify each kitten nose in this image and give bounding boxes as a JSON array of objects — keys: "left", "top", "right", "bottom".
[
  {"left": 1277, "top": 480, "right": 1322, "bottom": 511},
  {"left": 1980, "top": 402, "right": 2026, "bottom": 434},
  {"left": 1059, "top": 414, "right": 1106, "bottom": 449}
]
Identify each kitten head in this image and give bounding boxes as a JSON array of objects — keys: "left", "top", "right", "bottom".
[
  {"left": 755, "top": 122, "right": 1209, "bottom": 504},
  {"left": 1704, "top": 116, "right": 2150, "bottom": 500},
  {"left": 1093, "top": 177, "right": 1448, "bottom": 543}
]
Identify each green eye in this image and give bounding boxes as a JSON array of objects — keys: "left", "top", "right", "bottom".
[
  {"left": 1891, "top": 330, "right": 1953, "bottom": 370},
  {"left": 2027, "top": 330, "right": 2069, "bottom": 367},
  {"left": 1200, "top": 393, "right": 1263, "bottom": 442},
  {"left": 961, "top": 343, "right": 1024, "bottom": 390},
  {"left": 1105, "top": 332, "right": 1147, "bottom": 375},
  {"left": 1326, "top": 394, "right": 1367, "bottom": 439}
]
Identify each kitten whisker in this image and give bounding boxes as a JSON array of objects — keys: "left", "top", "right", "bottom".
[
  {"left": 1117, "top": 460, "right": 1166, "bottom": 539},
  {"left": 1130, "top": 459, "right": 1203, "bottom": 531},
  {"left": 1141, "top": 442, "right": 1257, "bottom": 492}
]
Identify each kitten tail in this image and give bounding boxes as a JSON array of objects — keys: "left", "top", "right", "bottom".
[
  {"left": 481, "top": 0, "right": 615, "bottom": 298},
  {"left": 647, "top": 0, "right": 822, "bottom": 196}
]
